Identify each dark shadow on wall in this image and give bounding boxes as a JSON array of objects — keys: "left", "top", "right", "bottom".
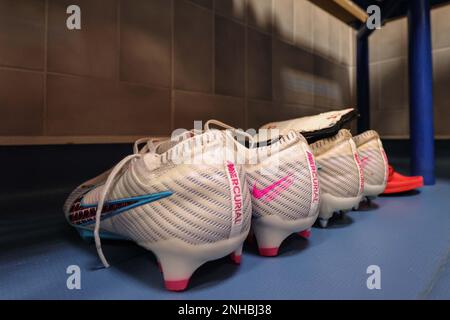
[
  {"left": 368, "top": 50, "right": 409, "bottom": 136},
  {"left": 0, "top": 1, "right": 356, "bottom": 194},
  {"left": 179, "top": 0, "right": 355, "bottom": 131},
  {"left": 0, "top": 0, "right": 357, "bottom": 196},
  {"left": 244, "top": 0, "right": 353, "bottom": 130},
  {"left": 432, "top": 50, "right": 450, "bottom": 138}
]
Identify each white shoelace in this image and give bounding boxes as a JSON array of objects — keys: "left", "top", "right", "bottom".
[
  {"left": 94, "top": 153, "right": 142, "bottom": 268},
  {"left": 133, "top": 137, "right": 159, "bottom": 154},
  {"left": 204, "top": 120, "right": 255, "bottom": 148},
  {"left": 133, "top": 129, "right": 204, "bottom": 156}
]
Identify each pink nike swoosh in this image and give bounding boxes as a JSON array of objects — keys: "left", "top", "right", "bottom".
[
  {"left": 360, "top": 156, "right": 369, "bottom": 167},
  {"left": 252, "top": 174, "right": 293, "bottom": 199}
]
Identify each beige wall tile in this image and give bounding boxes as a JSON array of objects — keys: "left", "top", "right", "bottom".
[
  {"left": 294, "top": 0, "right": 313, "bottom": 51},
  {"left": 369, "top": 63, "right": 380, "bottom": 111},
  {"left": 215, "top": 0, "right": 246, "bottom": 22},
  {"left": 47, "top": 74, "right": 171, "bottom": 136},
  {"left": 174, "top": 0, "right": 213, "bottom": 92},
  {"left": 349, "top": 65, "right": 356, "bottom": 107},
  {"left": 215, "top": 15, "right": 245, "bottom": 97},
  {"left": 273, "top": 0, "right": 294, "bottom": 43},
  {"left": 371, "top": 108, "right": 409, "bottom": 137},
  {"left": 312, "top": 5, "right": 330, "bottom": 59},
  {"left": 314, "top": 57, "right": 350, "bottom": 109},
  {"left": 188, "top": 0, "right": 213, "bottom": 9},
  {"left": 0, "top": 0, "right": 45, "bottom": 70},
  {"left": 120, "top": 0, "right": 172, "bottom": 87},
  {"left": 47, "top": 0, "right": 117, "bottom": 79},
  {"left": 378, "top": 58, "right": 408, "bottom": 111},
  {"left": 273, "top": 39, "right": 314, "bottom": 106},
  {"left": 435, "top": 106, "right": 450, "bottom": 137},
  {"left": 275, "top": 103, "right": 321, "bottom": 122},
  {"left": 433, "top": 48, "right": 450, "bottom": 136},
  {"left": 247, "top": 28, "right": 272, "bottom": 100},
  {"left": 339, "top": 21, "right": 354, "bottom": 66},
  {"left": 0, "top": 69, "right": 44, "bottom": 135},
  {"left": 330, "top": 63, "right": 351, "bottom": 108},
  {"left": 369, "top": 17, "right": 407, "bottom": 63},
  {"left": 173, "top": 91, "right": 245, "bottom": 129},
  {"left": 313, "top": 55, "right": 330, "bottom": 108},
  {"left": 433, "top": 48, "right": 450, "bottom": 111},
  {"left": 349, "top": 28, "right": 356, "bottom": 67},
  {"left": 247, "top": 0, "right": 272, "bottom": 34},
  {"left": 328, "top": 15, "right": 341, "bottom": 64},
  {"left": 368, "top": 26, "right": 379, "bottom": 61},
  {"left": 432, "top": 4, "right": 450, "bottom": 50},
  {"left": 247, "top": 100, "right": 275, "bottom": 129}
]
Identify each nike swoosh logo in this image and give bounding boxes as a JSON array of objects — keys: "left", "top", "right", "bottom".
[
  {"left": 69, "top": 190, "right": 173, "bottom": 226},
  {"left": 252, "top": 174, "right": 294, "bottom": 200},
  {"left": 360, "top": 156, "right": 369, "bottom": 169}
]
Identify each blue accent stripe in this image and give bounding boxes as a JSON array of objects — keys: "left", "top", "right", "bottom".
[
  {"left": 80, "top": 191, "right": 173, "bottom": 208},
  {"left": 76, "top": 227, "right": 130, "bottom": 241},
  {"left": 79, "top": 190, "right": 173, "bottom": 226}
]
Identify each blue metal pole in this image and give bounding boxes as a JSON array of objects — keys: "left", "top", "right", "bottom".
[
  {"left": 408, "top": 0, "right": 435, "bottom": 185},
  {"left": 356, "top": 0, "right": 405, "bottom": 134},
  {"left": 357, "top": 35, "right": 370, "bottom": 133}
]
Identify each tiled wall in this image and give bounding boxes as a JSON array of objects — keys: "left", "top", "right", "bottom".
[
  {"left": 431, "top": 4, "right": 450, "bottom": 139},
  {"left": 0, "top": 0, "right": 354, "bottom": 145},
  {"left": 369, "top": 4, "right": 450, "bottom": 139}
]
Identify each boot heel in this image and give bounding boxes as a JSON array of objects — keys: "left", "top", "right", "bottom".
[
  {"left": 298, "top": 228, "right": 311, "bottom": 239},
  {"left": 252, "top": 220, "right": 292, "bottom": 257},
  {"left": 141, "top": 232, "right": 248, "bottom": 291},
  {"left": 230, "top": 245, "right": 243, "bottom": 265},
  {"left": 156, "top": 252, "right": 204, "bottom": 292}
]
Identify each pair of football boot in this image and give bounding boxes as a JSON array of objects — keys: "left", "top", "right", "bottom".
[
  {"left": 310, "top": 129, "right": 388, "bottom": 227},
  {"left": 64, "top": 122, "right": 320, "bottom": 291},
  {"left": 261, "top": 109, "right": 388, "bottom": 228},
  {"left": 64, "top": 109, "right": 388, "bottom": 291}
]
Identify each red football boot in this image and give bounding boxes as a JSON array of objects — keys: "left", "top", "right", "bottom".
[{"left": 382, "top": 165, "right": 424, "bottom": 194}]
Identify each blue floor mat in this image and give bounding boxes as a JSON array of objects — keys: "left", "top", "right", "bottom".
[{"left": 1, "top": 178, "right": 449, "bottom": 299}]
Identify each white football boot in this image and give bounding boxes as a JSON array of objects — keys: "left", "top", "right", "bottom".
[
  {"left": 205, "top": 120, "right": 320, "bottom": 257},
  {"left": 353, "top": 130, "right": 389, "bottom": 200},
  {"left": 310, "top": 129, "right": 364, "bottom": 228},
  {"left": 64, "top": 130, "right": 252, "bottom": 291}
]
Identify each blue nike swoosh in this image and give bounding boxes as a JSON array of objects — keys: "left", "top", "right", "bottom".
[{"left": 69, "top": 190, "right": 173, "bottom": 226}]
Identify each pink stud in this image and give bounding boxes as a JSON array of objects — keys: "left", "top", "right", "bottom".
[
  {"left": 164, "top": 279, "right": 190, "bottom": 292},
  {"left": 258, "top": 247, "right": 279, "bottom": 257},
  {"left": 298, "top": 229, "right": 311, "bottom": 239},
  {"left": 230, "top": 252, "right": 242, "bottom": 265}
]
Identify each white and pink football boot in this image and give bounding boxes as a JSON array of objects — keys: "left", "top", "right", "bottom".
[
  {"left": 353, "top": 130, "right": 389, "bottom": 200},
  {"left": 64, "top": 129, "right": 251, "bottom": 291},
  {"left": 204, "top": 120, "right": 320, "bottom": 257},
  {"left": 310, "top": 129, "right": 364, "bottom": 228}
]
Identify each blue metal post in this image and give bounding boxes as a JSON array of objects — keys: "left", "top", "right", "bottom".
[
  {"left": 408, "top": 0, "right": 435, "bottom": 185},
  {"left": 357, "top": 35, "right": 370, "bottom": 133}
]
